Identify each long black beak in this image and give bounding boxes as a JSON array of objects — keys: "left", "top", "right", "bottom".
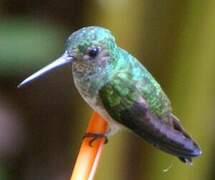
[{"left": 18, "top": 52, "right": 73, "bottom": 88}]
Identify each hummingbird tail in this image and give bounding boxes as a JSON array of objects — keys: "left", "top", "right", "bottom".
[
  {"left": 119, "top": 100, "right": 202, "bottom": 163},
  {"left": 166, "top": 114, "right": 202, "bottom": 163}
]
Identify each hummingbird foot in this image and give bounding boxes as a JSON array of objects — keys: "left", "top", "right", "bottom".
[{"left": 82, "top": 132, "right": 108, "bottom": 146}]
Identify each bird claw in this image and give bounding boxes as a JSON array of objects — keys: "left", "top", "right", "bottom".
[{"left": 82, "top": 132, "right": 108, "bottom": 146}]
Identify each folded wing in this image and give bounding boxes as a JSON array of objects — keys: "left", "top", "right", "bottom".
[{"left": 99, "top": 80, "right": 201, "bottom": 163}]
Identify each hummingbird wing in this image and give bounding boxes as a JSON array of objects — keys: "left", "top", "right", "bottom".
[{"left": 99, "top": 77, "right": 201, "bottom": 163}]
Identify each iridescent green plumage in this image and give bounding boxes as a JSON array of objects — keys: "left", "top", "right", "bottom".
[
  {"left": 100, "top": 47, "right": 171, "bottom": 118},
  {"left": 19, "top": 26, "right": 201, "bottom": 163},
  {"left": 66, "top": 27, "right": 171, "bottom": 117}
]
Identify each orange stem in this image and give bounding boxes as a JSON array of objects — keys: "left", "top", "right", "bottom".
[{"left": 70, "top": 112, "right": 108, "bottom": 180}]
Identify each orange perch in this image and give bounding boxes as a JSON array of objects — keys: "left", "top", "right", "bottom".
[{"left": 70, "top": 112, "right": 108, "bottom": 180}]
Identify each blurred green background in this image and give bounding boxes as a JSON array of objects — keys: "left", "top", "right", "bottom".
[{"left": 0, "top": 0, "right": 214, "bottom": 179}]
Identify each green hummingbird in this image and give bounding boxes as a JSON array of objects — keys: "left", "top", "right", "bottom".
[{"left": 19, "top": 26, "right": 201, "bottom": 163}]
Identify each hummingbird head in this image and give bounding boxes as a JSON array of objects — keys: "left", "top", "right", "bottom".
[
  {"left": 18, "top": 26, "right": 118, "bottom": 87},
  {"left": 66, "top": 26, "right": 117, "bottom": 77}
]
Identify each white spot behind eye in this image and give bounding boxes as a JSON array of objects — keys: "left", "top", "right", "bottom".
[{"left": 100, "top": 50, "right": 109, "bottom": 57}]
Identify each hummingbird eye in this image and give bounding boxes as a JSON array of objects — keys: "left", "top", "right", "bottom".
[{"left": 88, "top": 47, "right": 99, "bottom": 58}]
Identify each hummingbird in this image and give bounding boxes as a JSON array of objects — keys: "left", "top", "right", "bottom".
[{"left": 18, "top": 26, "right": 201, "bottom": 163}]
